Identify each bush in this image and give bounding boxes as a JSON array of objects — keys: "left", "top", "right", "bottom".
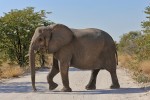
[
  {"left": 118, "top": 54, "right": 150, "bottom": 83},
  {"left": 118, "top": 31, "right": 141, "bottom": 55},
  {"left": 140, "top": 60, "right": 150, "bottom": 75},
  {"left": 135, "top": 34, "right": 150, "bottom": 61},
  {"left": 133, "top": 72, "right": 150, "bottom": 83}
]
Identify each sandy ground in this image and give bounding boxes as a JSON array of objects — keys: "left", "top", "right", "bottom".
[{"left": 0, "top": 67, "right": 150, "bottom": 100}]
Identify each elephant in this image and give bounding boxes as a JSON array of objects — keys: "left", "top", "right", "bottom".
[{"left": 29, "top": 24, "right": 120, "bottom": 92}]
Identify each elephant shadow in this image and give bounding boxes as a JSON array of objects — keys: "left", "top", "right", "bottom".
[
  {"left": 49, "top": 87, "right": 150, "bottom": 95},
  {"left": 0, "top": 68, "right": 81, "bottom": 94},
  {"left": 0, "top": 82, "right": 47, "bottom": 93},
  {"left": 0, "top": 81, "right": 149, "bottom": 94}
]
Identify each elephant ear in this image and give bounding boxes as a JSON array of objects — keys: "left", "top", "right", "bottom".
[{"left": 48, "top": 24, "right": 74, "bottom": 52}]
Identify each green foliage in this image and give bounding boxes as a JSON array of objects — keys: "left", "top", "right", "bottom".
[
  {"left": 119, "top": 5, "right": 150, "bottom": 61},
  {"left": 118, "top": 5, "right": 150, "bottom": 83},
  {"left": 0, "top": 7, "right": 53, "bottom": 67},
  {"left": 141, "top": 6, "right": 150, "bottom": 34},
  {"left": 135, "top": 34, "right": 150, "bottom": 60},
  {"left": 138, "top": 5, "right": 150, "bottom": 60},
  {"left": 119, "top": 31, "right": 150, "bottom": 61},
  {"left": 118, "top": 31, "right": 142, "bottom": 55}
]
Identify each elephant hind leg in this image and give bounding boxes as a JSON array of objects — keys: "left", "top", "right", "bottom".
[
  {"left": 47, "top": 57, "right": 59, "bottom": 90},
  {"left": 108, "top": 68, "right": 120, "bottom": 89},
  {"left": 85, "top": 69, "right": 100, "bottom": 90}
]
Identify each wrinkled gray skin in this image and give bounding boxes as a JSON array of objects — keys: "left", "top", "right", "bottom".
[{"left": 29, "top": 24, "right": 120, "bottom": 92}]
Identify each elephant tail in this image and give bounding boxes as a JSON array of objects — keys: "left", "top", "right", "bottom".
[{"left": 115, "top": 49, "right": 118, "bottom": 65}]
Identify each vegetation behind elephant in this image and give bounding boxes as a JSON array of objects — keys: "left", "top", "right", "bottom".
[{"left": 29, "top": 24, "right": 120, "bottom": 92}]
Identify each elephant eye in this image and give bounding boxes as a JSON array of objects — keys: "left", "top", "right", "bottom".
[{"left": 38, "top": 38, "right": 43, "bottom": 42}]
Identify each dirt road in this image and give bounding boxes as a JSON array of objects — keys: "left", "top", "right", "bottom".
[{"left": 0, "top": 67, "right": 150, "bottom": 100}]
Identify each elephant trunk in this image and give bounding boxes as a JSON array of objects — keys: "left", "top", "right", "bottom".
[{"left": 29, "top": 43, "right": 36, "bottom": 91}]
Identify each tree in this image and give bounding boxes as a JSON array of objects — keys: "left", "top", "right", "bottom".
[
  {"left": 118, "top": 31, "right": 141, "bottom": 55},
  {"left": 135, "top": 34, "right": 150, "bottom": 60},
  {"left": 141, "top": 6, "right": 150, "bottom": 34},
  {"left": 0, "top": 7, "right": 54, "bottom": 67},
  {"left": 137, "top": 5, "right": 150, "bottom": 60}
]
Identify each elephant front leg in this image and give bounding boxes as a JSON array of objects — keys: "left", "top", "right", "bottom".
[
  {"left": 86, "top": 69, "right": 100, "bottom": 90},
  {"left": 60, "top": 62, "right": 72, "bottom": 92},
  {"left": 47, "top": 57, "right": 59, "bottom": 90}
]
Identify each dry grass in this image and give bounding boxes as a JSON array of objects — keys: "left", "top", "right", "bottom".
[
  {"left": 140, "top": 60, "right": 150, "bottom": 75},
  {"left": 0, "top": 63, "right": 24, "bottom": 79},
  {"left": 0, "top": 54, "right": 53, "bottom": 79},
  {"left": 118, "top": 54, "right": 150, "bottom": 83},
  {"left": 118, "top": 54, "right": 139, "bottom": 70},
  {"left": 118, "top": 54, "right": 133, "bottom": 68}
]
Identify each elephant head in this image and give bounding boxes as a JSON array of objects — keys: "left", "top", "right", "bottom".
[{"left": 29, "top": 24, "right": 74, "bottom": 91}]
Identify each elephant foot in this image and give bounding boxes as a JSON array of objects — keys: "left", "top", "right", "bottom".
[
  {"left": 49, "top": 82, "right": 58, "bottom": 90},
  {"left": 33, "top": 88, "right": 37, "bottom": 92},
  {"left": 110, "top": 84, "right": 120, "bottom": 89},
  {"left": 85, "top": 84, "right": 96, "bottom": 90},
  {"left": 61, "top": 87, "right": 72, "bottom": 92}
]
